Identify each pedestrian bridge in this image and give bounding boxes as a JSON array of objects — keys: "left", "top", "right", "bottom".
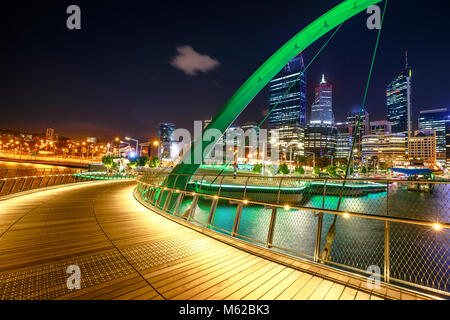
[{"left": 0, "top": 176, "right": 444, "bottom": 300}]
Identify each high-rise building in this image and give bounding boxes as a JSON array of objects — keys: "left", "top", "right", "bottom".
[
  {"left": 362, "top": 133, "right": 406, "bottom": 165},
  {"left": 446, "top": 122, "right": 450, "bottom": 168},
  {"left": 158, "top": 123, "right": 176, "bottom": 160},
  {"left": 370, "top": 120, "right": 392, "bottom": 135},
  {"left": 310, "top": 75, "right": 333, "bottom": 125},
  {"left": 268, "top": 55, "right": 307, "bottom": 128},
  {"left": 408, "top": 130, "right": 437, "bottom": 167},
  {"left": 158, "top": 123, "right": 176, "bottom": 142},
  {"left": 305, "top": 123, "right": 336, "bottom": 158},
  {"left": 46, "top": 128, "right": 54, "bottom": 141},
  {"left": 386, "top": 52, "right": 412, "bottom": 138},
  {"left": 275, "top": 124, "right": 305, "bottom": 160},
  {"left": 347, "top": 109, "right": 370, "bottom": 155},
  {"left": 335, "top": 122, "right": 352, "bottom": 159},
  {"left": 418, "top": 108, "right": 450, "bottom": 166}
]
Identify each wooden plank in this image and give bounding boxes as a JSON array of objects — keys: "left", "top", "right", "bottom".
[
  {"left": 206, "top": 262, "right": 278, "bottom": 300},
  {"left": 163, "top": 254, "right": 256, "bottom": 299},
  {"left": 173, "top": 256, "right": 263, "bottom": 300},
  {"left": 292, "top": 276, "right": 323, "bottom": 300},
  {"left": 323, "top": 283, "right": 346, "bottom": 300},
  {"left": 339, "top": 287, "right": 358, "bottom": 300},
  {"left": 308, "top": 279, "right": 334, "bottom": 300},
  {"left": 189, "top": 259, "right": 271, "bottom": 300},
  {"left": 243, "top": 268, "right": 295, "bottom": 300},
  {"left": 355, "top": 291, "right": 371, "bottom": 300},
  {"left": 224, "top": 264, "right": 286, "bottom": 300},
  {"left": 275, "top": 272, "right": 313, "bottom": 300}
]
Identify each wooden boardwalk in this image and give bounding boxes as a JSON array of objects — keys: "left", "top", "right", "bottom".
[{"left": 0, "top": 181, "right": 431, "bottom": 300}]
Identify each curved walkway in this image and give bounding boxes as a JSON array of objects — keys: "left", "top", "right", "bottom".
[{"left": 0, "top": 181, "right": 429, "bottom": 300}]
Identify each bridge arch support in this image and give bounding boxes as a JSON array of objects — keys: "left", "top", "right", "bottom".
[{"left": 169, "top": 0, "right": 382, "bottom": 188}]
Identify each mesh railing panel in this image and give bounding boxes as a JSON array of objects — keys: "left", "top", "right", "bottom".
[
  {"left": 271, "top": 208, "right": 318, "bottom": 260},
  {"left": 389, "top": 222, "right": 449, "bottom": 293},
  {"left": 237, "top": 205, "right": 272, "bottom": 244},
  {"left": 321, "top": 214, "right": 385, "bottom": 273}
]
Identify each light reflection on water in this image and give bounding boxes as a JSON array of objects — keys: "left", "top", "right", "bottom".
[{"left": 0, "top": 160, "right": 66, "bottom": 169}]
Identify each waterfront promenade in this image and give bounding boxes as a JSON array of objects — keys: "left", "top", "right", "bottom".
[{"left": 0, "top": 180, "right": 436, "bottom": 300}]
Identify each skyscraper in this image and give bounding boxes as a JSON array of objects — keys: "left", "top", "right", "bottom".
[
  {"left": 347, "top": 109, "right": 370, "bottom": 155},
  {"left": 305, "top": 124, "right": 337, "bottom": 158},
  {"left": 386, "top": 52, "right": 412, "bottom": 138},
  {"left": 158, "top": 123, "right": 176, "bottom": 142},
  {"left": 268, "top": 55, "right": 307, "bottom": 128},
  {"left": 310, "top": 74, "right": 333, "bottom": 125},
  {"left": 335, "top": 122, "right": 352, "bottom": 159},
  {"left": 418, "top": 107, "right": 450, "bottom": 165},
  {"left": 370, "top": 120, "right": 392, "bottom": 135},
  {"left": 158, "top": 123, "right": 176, "bottom": 160}
]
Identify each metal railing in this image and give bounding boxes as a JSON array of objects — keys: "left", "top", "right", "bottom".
[
  {"left": 135, "top": 171, "right": 450, "bottom": 296},
  {"left": 0, "top": 168, "right": 136, "bottom": 198}
]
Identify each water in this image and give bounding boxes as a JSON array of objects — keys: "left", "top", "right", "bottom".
[{"left": 0, "top": 160, "right": 67, "bottom": 169}]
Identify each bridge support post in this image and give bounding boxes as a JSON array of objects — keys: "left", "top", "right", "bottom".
[
  {"left": 207, "top": 198, "right": 219, "bottom": 227},
  {"left": 265, "top": 206, "right": 278, "bottom": 248},
  {"left": 314, "top": 212, "right": 324, "bottom": 263},
  {"left": 384, "top": 220, "right": 390, "bottom": 283},
  {"left": 155, "top": 188, "right": 163, "bottom": 207},
  {"left": 188, "top": 195, "right": 199, "bottom": 221},
  {"left": 0, "top": 179, "right": 6, "bottom": 194},
  {"left": 174, "top": 192, "right": 184, "bottom": 216},
  {"left": 163, "top": 191, "right": 173, "bottom": 211},
  {"left": 231, "top": 201, "right": 244, "bottom": 237},
  {"left": 7, "top": 178, "right": 18, "bottom": 195}
]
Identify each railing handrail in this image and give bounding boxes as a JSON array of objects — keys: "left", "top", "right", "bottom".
[
  {"left": 136, "top": 174, "right": 450, "bottom": 296},
  {"left": 140, "top": 171, "right": 450, "bottom": 184},
  {"left": 138, "top": 179, "right": 449, "bottom": 230}
]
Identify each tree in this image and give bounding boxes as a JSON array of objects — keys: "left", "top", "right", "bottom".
[
  {"left": 149, "top": 156, "right": 160, "bottom": 168},
  {"left": 294, "top": 155, "right": 308, "bottom": 166},
  {"left": 253, "top": 163, "right": 262, "bottom": 174},
  {"left": 102, "top": 155, "right": 115, "bottom": 169},
  {"left": 295, "top": 165, "right": 305, "bottom": 175},
  {"left": 316, "top": 156, "right": 331, "bottom": 169},
  {"left": 334, "top": 158, "right": 348, "bottom": 167},
  {"left": 137, "top": 156, "right": 149, "bottom": 167},
  {"left": 313, "top": 167, "right": 320, "bottom": 176},
  {"left": 325, "top": 165, "right": 338, "bottom": 177},
  {"left": 278, "top": 163, "right": 290, "bottom": 175}
]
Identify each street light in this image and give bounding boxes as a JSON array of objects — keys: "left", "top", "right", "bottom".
[{"left": 125, "top": 137, "right": 140, "bottom": 157}]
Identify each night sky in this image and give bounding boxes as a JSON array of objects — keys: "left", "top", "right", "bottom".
[{"left": 1, "top": 0, "right": 449, "bottom": 140}]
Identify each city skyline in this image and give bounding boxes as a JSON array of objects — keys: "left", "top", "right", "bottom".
[{"left": 1, "top": 1, "right": 449, "bottom": 138}]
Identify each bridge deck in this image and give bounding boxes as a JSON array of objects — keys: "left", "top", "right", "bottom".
[{"left": 0, "top": 181, "right": 429, "bottom": 300}]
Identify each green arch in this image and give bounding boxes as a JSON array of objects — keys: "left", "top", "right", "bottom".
[{"left": 169, "top": 0, "right": 381, "bottom": 188}]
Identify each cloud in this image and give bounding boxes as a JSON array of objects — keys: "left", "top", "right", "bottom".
[{"left": 170, "top": 45, "right": 220, "bottom": 76}]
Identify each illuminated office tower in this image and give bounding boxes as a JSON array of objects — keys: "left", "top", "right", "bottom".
[
  {"left": 335, "top": 122, "right": 352, "bottom": 159},
  {"left": 418, "top": 108, "right": 450, "bottom": 166},
  {"left": 386, "top": 52, "right": 412, "bottom": 138},
  {"left": 310, "top": 74, "right": 333, "bottom": 125},
  {"left": 362, "top": 133, "right": 406, "bottom": 165},
  {"left": 347, "top": 109, "right": 370, "bottom": 156},
  {"left": 268, "top": 55, "right": 307, "bottom": 127}
]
